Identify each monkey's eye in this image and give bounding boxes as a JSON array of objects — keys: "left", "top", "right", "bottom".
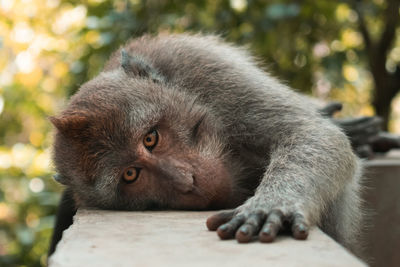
[
  {"left": 143, "top": 130, "right": 158, "bottom": 151},
  {"left": 123, "top": 167, "right": 140, "bottom": 184}
]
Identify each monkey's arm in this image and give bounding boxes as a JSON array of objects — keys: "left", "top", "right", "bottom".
[
  {"left": 48, "top": 188, "right": 77, "bottom": 256},
  {"left": 207, "top": 104, "right": 358, "bottom": 243}
]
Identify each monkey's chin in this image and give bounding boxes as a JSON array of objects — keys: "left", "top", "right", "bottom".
[{"left": 169, "top": 185, "right": 237, "bottom": 211}]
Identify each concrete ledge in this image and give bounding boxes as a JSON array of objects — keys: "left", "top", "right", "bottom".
[
  {"left": 363, "top": 155, "right": 400, "bottom": 267},
  {"left": 49, "top": 209, "right": 365, "bottom": 267}
]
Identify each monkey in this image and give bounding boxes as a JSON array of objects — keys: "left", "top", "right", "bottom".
[{"left": 48, "top": 33, "right": 365, "bottom": 257}]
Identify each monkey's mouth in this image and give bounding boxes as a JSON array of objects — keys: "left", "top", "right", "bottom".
[{"left": 171, "top": 176, "right": 213, "bottom": 209}]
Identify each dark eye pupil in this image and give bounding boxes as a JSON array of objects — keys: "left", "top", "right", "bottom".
[
  {"left": 126, "top": 170, "right": 133, "bottom": 176},
  {"left": 144, "top": 130, "right": 158, "bottom": 151}
]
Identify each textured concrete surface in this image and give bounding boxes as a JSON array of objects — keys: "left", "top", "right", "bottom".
[
  {"left": 49, "top": 209, "right": 365, "bottom": 267},
  {"left": 363, "top": 152, "right": 400, "bottom": 267}
]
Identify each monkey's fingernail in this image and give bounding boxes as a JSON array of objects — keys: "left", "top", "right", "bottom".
[
  {"left": 219, "top": 225, "right": 228, "bottom": 231},
  {"left": 293, "top": 224, "right": 308, "bottom": 240},
  {"left": 259, "top": 227, "right": 275, "bottom": 243},
  {"left": 239, "top": 226, "right": 249, "bottom": 235},
  {"left": 298, "top": 224, "right": 306, "bottom": 233},
  {"left": 262, "top": 228, "right": 271, "bottom": 235}
]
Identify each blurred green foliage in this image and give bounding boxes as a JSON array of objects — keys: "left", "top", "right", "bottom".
[{"left": 0, "top": 0, "right": 399, "bottom": 266}]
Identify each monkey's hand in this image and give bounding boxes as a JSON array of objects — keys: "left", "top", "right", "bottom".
[{"left": 206, "top": 197, "right": 309, "bottom": 243}]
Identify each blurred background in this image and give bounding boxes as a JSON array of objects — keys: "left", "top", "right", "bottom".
[{"left": 0, "top": 0, "right": 399, "bottom": 266}]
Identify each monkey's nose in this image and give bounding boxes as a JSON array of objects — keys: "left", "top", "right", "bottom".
[{"left": 172, "top": 174, "right": 195, "bottom": 193}]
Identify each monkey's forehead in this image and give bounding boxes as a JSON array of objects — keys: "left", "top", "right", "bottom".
[
  {"left": 61, "top": 68, "right": 211, "bottom": 134},
  {"left": 71, "top": 71, "right": 163, "bottom": 103}
]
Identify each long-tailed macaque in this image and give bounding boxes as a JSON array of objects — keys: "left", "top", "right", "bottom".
[{"left": 49, "top": 33, "right": 365, "bottom": 256}]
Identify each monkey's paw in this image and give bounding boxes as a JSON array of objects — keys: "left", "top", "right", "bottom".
[{"left": 206, "top": 207, "right": 309, "bottom": 243}]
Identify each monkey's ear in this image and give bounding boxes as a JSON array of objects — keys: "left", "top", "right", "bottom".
[
  {"left": 53, "top": 173, "right": 68, "bottom": 185},
  {"left": 120, "top": 49, "right": 165, "bottom": 83},
  {"left": 49, "top": 114, "right": 90, "bottom": 138}
]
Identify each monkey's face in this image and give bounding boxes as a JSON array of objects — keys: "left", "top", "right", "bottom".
[{"left": 51, "top": 70, "right": 234, "bottom": 210}]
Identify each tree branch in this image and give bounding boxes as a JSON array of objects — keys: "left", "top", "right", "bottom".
[
  {"left": 390, "top": 65, "right": 400, "bottom": 96},
  {"left": 352, "top": 1, "right": 373, "bottom": 52},
  {"left": 395, "top": 65, "right": 400, "bottom": 83},
  {"left": 378, "top": 0, "right": 400, "bottom": 57}
]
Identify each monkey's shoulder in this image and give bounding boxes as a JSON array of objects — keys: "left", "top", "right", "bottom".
[{"left": 106, "top": 34, "right": 257, "bottom": 81}]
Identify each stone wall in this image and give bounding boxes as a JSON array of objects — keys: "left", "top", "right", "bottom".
[
  {"left": 49, "top": 210, "right": 365, "bottom": 266},
  {"left": 363, "top": 150, "right": 400, "bottom": 267}
]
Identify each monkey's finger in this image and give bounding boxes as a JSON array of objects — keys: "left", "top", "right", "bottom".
[
  {"left": 235, "top": 212, "right": 266, "bottom": 243},
  {"left": 348, "top": 117, "right": 382, "bottom": 136},
  {"left": 217, "top": 215, "right": 245, "bottom": 240},
  {"left": 336, "top": 116, "right": 376, "bottom": 126},
  {"left": 319, "top": 102, "right": 343, "bottom": 117},
  {"left": 206, "top": 210, "right": 235, "bottom": 231},
  {"left": 259, "top": 210, "right": 283, "bottom": 243},
  {"left": 371, "top": 132, "right": 400, "bottom": 152},
  {"left": 355, "top": 145, "right": 373, "bottom": 159},
  {"left": 338, "top": 117, "right": 382, "bottom": 137},
  {"left": 291, "top": 213, "right": 309, "bottom": 240},
  {"left": 336, "top": 117, "right": 382, "bottom": 146}
]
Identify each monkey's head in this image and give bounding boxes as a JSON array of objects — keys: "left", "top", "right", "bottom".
[{"left": 50, "top": 51, "right": 235, "bottom": 211}]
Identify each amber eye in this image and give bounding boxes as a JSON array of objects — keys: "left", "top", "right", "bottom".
[
  {"left": 143, "top": 130, "right": 158, "bottom": 151},
  {"left": 123, "top": 167, "right": 140, "bottom": 184}
]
